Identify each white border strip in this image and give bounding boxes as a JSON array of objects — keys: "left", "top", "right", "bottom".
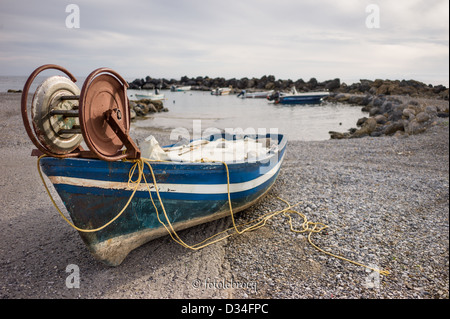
[{"left": 48, "top": 158, "right": 283, "bottom": 195}]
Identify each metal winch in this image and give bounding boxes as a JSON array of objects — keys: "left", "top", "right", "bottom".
[{"left": 21, "top": 64, "right": 140, "bottom": 161}]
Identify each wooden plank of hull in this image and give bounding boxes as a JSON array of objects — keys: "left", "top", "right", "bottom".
[
  {"left": 84, "top": 182, "right": 275, "bottom": 266},
  {"left": 38, "top": 134, "right": 287, "bottom": 265},
  {"left": 51, "top": 170, "right": 279, "bottom": 265}
]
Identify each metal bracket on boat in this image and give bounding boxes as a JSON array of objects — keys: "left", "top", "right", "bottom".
[{"left": 21, "top": 64, "right": 141, "bottom": 161}]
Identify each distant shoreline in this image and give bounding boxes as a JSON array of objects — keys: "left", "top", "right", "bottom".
[
  {"left": 1, "top": 75, "right": 448, "bottom": 100},
  {"left": 128, "top": 75, "right": 449, "bottom": 101}
]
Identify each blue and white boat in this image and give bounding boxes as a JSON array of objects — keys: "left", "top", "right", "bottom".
[
  {"left": 268, "top": 88, "right": 329, "bottom": 105},
  {"left": 170, "top": 85, "right": 191, "bottom": 92},
  {"left": 38, "top": 133, "right": 287, "bottom": 265},
  {"left": 134, "top": 92, "right": 165, "bottom": 101}
]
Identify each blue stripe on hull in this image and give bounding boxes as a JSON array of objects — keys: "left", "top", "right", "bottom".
[
  {"left": 279, "top": 97, "right": 324, "bottom": 105},
  {"left": 41, "top": 158, "right": 268, "bottom": 184},
  {"left": 40, "top": 133, "right": 286, "bottom": 185},
  {"left": 55, "top": 173, "right": 279, "bottom": 245},
  {"left": 37, "top": 133, "right": 287, "bottom": 264}
]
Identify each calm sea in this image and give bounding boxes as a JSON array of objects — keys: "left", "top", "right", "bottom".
[
  {"left": 130, "top": 89, "right": 367, "bottom": 141},
  {"left": 1, "top": 76, "right": 367, "bottom": 141}
]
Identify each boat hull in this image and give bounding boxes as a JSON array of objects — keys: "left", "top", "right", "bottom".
[
  {"left": 135, "top": 94, "right": 165, "bottom": 100},
  {"left": 268, "top": 91, "right": 330, "bottom": 105},
  {"left": 39, "top": 134, "right": 287, "bottom": 265},
  {"left": 170, "top": 86, "right": 191, "bottom": 92},
  {"left": 277, "top": 94, "right": 329, "bottom": 105},
  {"left": 211, "top": 88, "right": 231, "bottom": 95},
  {"left": 239, "top": 91, "right": 273, "bottom": 99}
]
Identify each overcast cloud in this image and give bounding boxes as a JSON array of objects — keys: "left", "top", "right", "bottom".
[{"left": 0, "top": 0, "right": 448, "bottom": 85}]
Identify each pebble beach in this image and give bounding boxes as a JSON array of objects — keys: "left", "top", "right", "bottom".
[{"left": 0, "top": 92, "right": 448, "bottom": 299}]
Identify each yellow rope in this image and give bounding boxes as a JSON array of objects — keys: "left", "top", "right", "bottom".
[
  {"left": 37, "top": 155, "right": 389, "bottom": 275},
  {"left": 37, "top": 155, "right": 144, "bottom": 233}
]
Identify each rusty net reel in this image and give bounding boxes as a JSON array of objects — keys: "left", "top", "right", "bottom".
[{"left": 22, "top": 64, "right": 140, "bottom": 161}]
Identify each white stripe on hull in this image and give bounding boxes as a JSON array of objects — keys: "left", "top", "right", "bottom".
[{"left": 48, "top": 156, "right": 283, "bottom": 195}]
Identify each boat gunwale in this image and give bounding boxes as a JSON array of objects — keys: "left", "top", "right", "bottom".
[{"left": 40, "top": 133, "right": 287, "bottom": 168}]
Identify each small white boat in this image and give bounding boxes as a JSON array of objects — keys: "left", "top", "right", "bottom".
[
  {"left": 171, "top": 85, "right": 191, "bottom": 92},
  {"left": 134, "top": 86, "right": 165, "bottom": 101},
  {"left": 211, "top": 87, "right": 232, "bottom": 96},
  {"left": 237, "top": 90, "right": 274, "bottom": 99},
  {"left": 134, "top": 92, "right": 165, "bottom": 101}
]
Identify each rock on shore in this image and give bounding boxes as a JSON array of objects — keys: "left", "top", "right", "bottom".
[
  {"left": 128, "top": 75, "right": 448, "bottom": 138},
  {"left": 328, "top": 95, "right": 449, "bottom": 139},
  {"left": 129, "top": 99, "right": 168, "bottom": 119}
]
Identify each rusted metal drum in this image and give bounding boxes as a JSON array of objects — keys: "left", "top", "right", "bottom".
[
  {"left": 23, "top": 64, "right": 138, "bottom": 161},
  {"left": 31, "top": 76, "right": 83, "bottom": 154},
  {"left": 79, "top": 71, "right": 130, "bottom": 160}
]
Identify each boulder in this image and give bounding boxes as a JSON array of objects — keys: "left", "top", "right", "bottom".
[
  {"left": 147, "top": 103, "right": 158, "bottom": 113},
  {"left": 352, "top": 117, "right": 377, "bottom": 138},
  {"left": 389, "top": 104, "right": 406, "bottom": 122},
  {"left": 356, "top": 117, "right": 368, "bottom": 127},
  {"left": 329, "top": 131, "right": 351, "bottom": 139},
  {"left": 415, "top": 112, "right": 430, "bottom": 123},
  {"left": 150, "top": 100, "right": 164, "bottom": 111},
  {"left": 137, "top": 103, "right": 150, "bottom": 115},
  {"left": 348, "top": 95, "right": 364, "bottom": 105},
  {"left": 376, "top": 84, "right": 391, "bottom": 95},
  {"left": 142, "top": 83, "right": 154, "bottom": 90},
  {"left": 369, "top": 107, "right": 382, "bottom": 116},
  {"left": 361, "top": 105, "right": 372, "bottom": 112},
  {"left": 265, "top": 82, "right": 276, "bottom": 90},
  {"left": 307, "top": 78, "right": 318, "bottom": 90},
  {"left": 402, "top": 108, "right": 416, "bottom": 120},
  {"left": 383, "top": 121, "right": 405, "bottom": 135},
  {"left": 325, "top": 78, "right": 341, "bottom": 91},
  {"left": 372, "top": 96, "right": 386, "bottom": 107},
  {"left": 425, "top": 105, "right": 438, "bottom": 117},
  {"left": 374, "top": 114, "right": 388, "bottom": 124},
  {"left": 406, "top": 119, "right": 426, "bottom": 135}
]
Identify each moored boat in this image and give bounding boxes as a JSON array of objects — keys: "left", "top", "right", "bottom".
[
  {"left": 211, "top": 87, "right": 232, "bottom": 95},
  {"left": 268, "top": 88, "right": 329, "bottom": 105},
  {"left": 237, "top": 90, "right": 274, "bottom": 99},
  {"left": 134, "top": 92, "right": 165, "bottom": 101},
  {"left": 171, "top": 85, "right": 191, "bottom": 92}
]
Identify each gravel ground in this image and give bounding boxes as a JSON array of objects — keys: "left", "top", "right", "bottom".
[
  {"left": 0, "top": 92, "right": 448, "bottom": 299},
  {"left": 226, "top": 121, "right": 449, "bottom": 299}
]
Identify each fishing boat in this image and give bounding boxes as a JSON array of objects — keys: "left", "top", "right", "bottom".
[
  {"left": 21, "top": 64, "right": 287, "bottom": 266},
  {"left": 211, "top": 87, "right": 232, "bottom": 96},
  {"left": 268, "top": 87, "right": 329, "bottom": 105},
  {"left": 39, "top": 133, "right": 286, "bottom": 265},
  {"left": 134, "top": 92, "right": 165, "bottom": 101},
  {"left": 237, "top": 90, "right": 274, "bottom": 99},
  {"left": 170, "top": 85, "right": 191, "bottom": 92}
]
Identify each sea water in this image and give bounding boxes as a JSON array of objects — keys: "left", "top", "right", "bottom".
[
  {"left": 0, "top": 76, "right": 366, "bottom": 141},
  {"left": 129, "top": 89, "right": 367, "bottom": 141}
]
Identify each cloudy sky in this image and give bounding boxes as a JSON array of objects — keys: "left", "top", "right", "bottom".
[{"left": 0, "top": 0, "right": 448, "bottom": 85}]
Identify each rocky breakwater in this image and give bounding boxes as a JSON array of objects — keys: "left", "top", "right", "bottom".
[
  {"left": 129, "top": 99, "right": 168, "bottom": 119},
  {"left": 326, "top": 78, "right": 449, "bottom": 139},
  {"left": 128, "top": 74, "right": 343, "bottom": 93},
  {"left": 329, "top": 94, "right": 449, "bottom": 139}
]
